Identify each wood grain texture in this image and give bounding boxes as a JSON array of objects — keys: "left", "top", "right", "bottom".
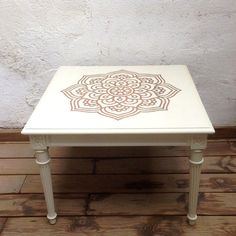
[
  {"left": 2, "top": 193, "right": 236, "bottom": 217},
  {"left": 0, "top": 159, "right": 94, "bottom": 174},
  {"left": 1, "top": 141, "right": 235, "bottom": 158},
  {"left": 21, "top": 174, "right": 236, "bottom": 193},
  {"left": 2, "top": 155, "right": 236, "bottom": 174},
  {"left": 0, "top": 176, "right": 25, "bottom": 193},
  {"left": 96, "top": 155, "right": 236, "bottom": 174},
  {"left": 0, "top": 194, "right": 87, "bottom": 216},
  {"left": 2, "top": 216, "right": 236, "bottom": 236},
  {"left": 0, "top": 143, "right": 34, "bottom": 158},
  {"left": 1, "top": 136, "right": 236, "bottom": 233},
  {"left": 88, "top": 193, "right": 236, "bottom": 216},
  {"left": 0, "top": 218, "right": 8, "bottom": 235},
  {"left": 2, "top": 156, "right": 236, "bottom": 174}
]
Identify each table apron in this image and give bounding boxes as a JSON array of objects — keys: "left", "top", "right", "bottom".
[{"left": 29, "top": 134, "right": 207, "bottom": 148}]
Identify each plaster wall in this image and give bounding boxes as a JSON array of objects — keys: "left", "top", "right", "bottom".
[{"left": 0, "top": 0, "right": 236, "bottom": 127}]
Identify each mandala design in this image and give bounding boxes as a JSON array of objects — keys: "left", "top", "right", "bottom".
[{"left": 62, "top": 70, "right": 181, "bottom": 120}]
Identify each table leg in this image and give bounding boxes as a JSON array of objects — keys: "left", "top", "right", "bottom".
[
  {"left": 187, "top": 149, "right": 204, "bottom": 225},
  {"left": 35, "top": 149, "right": 57, "bottom": 224}
]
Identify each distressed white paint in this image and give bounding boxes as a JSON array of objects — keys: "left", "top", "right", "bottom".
[{"left": 0, "top": 0, "right": 236, "bottom": 127}]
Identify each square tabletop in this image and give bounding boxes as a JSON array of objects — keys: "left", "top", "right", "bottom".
[{"left": 22, "top": 65, "right": 214, "bottom": 135}]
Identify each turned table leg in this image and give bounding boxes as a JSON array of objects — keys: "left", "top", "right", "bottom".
[
  {"left": 35, "top": 149, "right": 57, "bottom": 224},
  {"left": 187, "top": 149, "right": 204, "bottom": 225}
]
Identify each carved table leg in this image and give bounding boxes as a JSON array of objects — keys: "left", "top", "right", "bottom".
[
  {"left": 35, "top": 149, "right": 57, "bottom": 224},
  {"left": 187, "top": 149, "right": 204, "bottom": 225}
]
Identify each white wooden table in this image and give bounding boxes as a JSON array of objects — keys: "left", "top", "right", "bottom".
[{"left": 22, "top": 65, "right": 214, "bottom": 225}]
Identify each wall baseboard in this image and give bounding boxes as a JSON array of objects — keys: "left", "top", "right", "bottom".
[
  {"left": 208, "top": 126, "right": 236, "bottom": 140},
  {"left": 0, "top": 129, "right": 29, "bottom": 142},
  {"left": 0, "top": 127, "right": 235, "bottom": 142}
]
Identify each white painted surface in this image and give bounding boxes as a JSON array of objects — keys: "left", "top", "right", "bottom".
[
  {"left": 22, "top": 65, "right": 214, "bottom": 134},
  {"left": 35, "top": 150, "right": 57, "bottom": 224},
  {"left": 1, "top": 1, "right": 236, "bottom": 127}
]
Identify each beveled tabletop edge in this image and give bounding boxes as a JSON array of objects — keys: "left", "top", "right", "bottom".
[{"left": 21, "top": 126, "right": 215, "bottom": 135}]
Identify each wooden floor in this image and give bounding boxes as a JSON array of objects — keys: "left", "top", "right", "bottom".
[{"left": 0, "top": 137, "right": 236, "bottom": 235}]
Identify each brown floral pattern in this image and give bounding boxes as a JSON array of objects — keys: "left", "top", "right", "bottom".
[{"left": 62, "top": 70, "right": 181, "bottom": 120}]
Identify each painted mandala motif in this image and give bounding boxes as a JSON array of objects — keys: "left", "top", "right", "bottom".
[{"left": 62, "top": 70, "right": 181, "bottom": 120}]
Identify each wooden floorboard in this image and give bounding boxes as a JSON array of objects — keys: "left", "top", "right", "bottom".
[
  {"left": 0, "top": 159, "right": 94, "bottom": 174},
  {"left": 0, "top": 194, "right": 87, "bottom": 216},
  {"left": 1, "top": 192, "right": 236, "bottom": 217},
  {"left": 0, "top": 176, "right": 26, "bottom": 194},
  {"left": 1, "top": 137, "right": 236, "bottom": 234},
  {"left": 95, "top": 155, "right": 236, "bottom": 174},
  {"left": 21, "top": 173, "right": 236, "bottom": 193},
  {"left": 2, "top": 216, "right": 236, "bottom": 236},
  {"left": 0, "top": 218, "right": 8, "bottom": 235},
  {"left": 1, "top": 155, "right": 236, "bottom": 174},
  {"left": 87, "top": 192, "right": 236, "bottom": 216}
]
